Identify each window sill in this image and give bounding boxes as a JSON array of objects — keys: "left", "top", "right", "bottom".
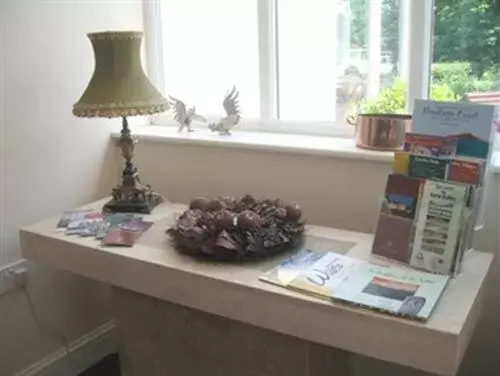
[
  {"left": 112, "top": 126, "right": 500, "bottom": 173},
  {"left": 114, "top": 125, "right": 394, "bottom": 163}
]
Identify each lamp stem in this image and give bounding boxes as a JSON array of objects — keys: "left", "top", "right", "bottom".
[
  {"left": 103, "top": 115, "right": 163, "bottom": 213},
  {"left": 120, "top": 116, "right": 136, "bottom": 175}
]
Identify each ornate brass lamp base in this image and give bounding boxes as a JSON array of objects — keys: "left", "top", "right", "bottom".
[
  {"left": 103, "top": 173, "right": 164, "bottom": 214},
  {"left": 104, "top": 117, "right": 163, "bottom": 214}
]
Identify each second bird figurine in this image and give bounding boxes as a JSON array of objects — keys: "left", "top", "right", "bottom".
[{"left": 208, "top": 86, "right": 241, "bottom": 135}]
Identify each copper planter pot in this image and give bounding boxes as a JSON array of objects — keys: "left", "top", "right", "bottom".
[{"left": 347, "top": 113, "right": 412, "bottom": 151}]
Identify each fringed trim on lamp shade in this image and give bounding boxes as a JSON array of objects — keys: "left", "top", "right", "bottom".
[
  {"left": 73, "top": 102, "right": 170, "bottom": 118},
  {"left": 73, "top": 31, "right": 169, "bottom": 118}
]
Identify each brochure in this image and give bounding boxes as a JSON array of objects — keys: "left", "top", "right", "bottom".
[
  {"left": 260, "top": 250, "right": 450, "bottom": 321},
  {"left": 102, "top": 220, "right": 153, "bottom": 247},
  {"left": 259, "top": 249, "right": 326, "bottom": 288},
  {"left": 331, "top": 263, "right": 449, "bottom": 320},
  {"left": 394, "top": 151, "right": 484, "bottom": 185},
  {"left": 410, "top": 180, "right": 469, "bottom": 274},
  {"left": 381, "top": 173, "right": 423, "bottom": 219},
  {"left": 372, "top": 214, "right": 413, "bottom": 263},
  {"left": 260, "top": 250, "right": 361, "bottom": 300},
  {"left": 57, "top": 210, "right": 92, "bottom": 230},
  {"left": 286, "top": 252, "right": 361, "bottom": 300},
  {"left": 412, "top": 99, "right": 496, "bottom": 160}
]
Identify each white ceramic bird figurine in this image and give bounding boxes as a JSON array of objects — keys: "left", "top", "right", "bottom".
[
  {"left": 170, "top": 96, "right": 207, "bottom": 132},
  {"left": 208, "top": 86, "right": 241, "bottom": 135}
]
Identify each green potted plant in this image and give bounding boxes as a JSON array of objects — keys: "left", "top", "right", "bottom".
[{"left": 347, "top": 79, "right": 456, "bottom": 150}]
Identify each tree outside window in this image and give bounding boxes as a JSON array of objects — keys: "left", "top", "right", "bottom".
[{"left": 347, "top": 0, "right": 500, "bottom": 115}]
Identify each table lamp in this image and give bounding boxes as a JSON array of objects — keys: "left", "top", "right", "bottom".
[{"left": 73, "top": 31, "right": 169, "bottom": 214}]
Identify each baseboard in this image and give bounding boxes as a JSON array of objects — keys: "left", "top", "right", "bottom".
[{"left": 13, "top": 320, "right": 117, "bottom": 376}]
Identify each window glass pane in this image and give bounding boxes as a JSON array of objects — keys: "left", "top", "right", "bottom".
[
  {"left": 431, "top": 0, "right": 500, "bottom": 147},
  {"left": 160, "top": 0, "right": 260, "bottom": 117},
  {"left": 431, "top": 0, "right": 500, "bottom": 101},
  {"left": 277, "top": 0, "right": 403, "bottom": 124}
]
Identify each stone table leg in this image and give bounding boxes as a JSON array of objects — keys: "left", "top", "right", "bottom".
[{"left": 111, "top": 287, "right": 351, "bottom": 376}]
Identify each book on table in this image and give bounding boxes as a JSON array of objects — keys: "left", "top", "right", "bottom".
[
  {"left": 260, "top": 250, "right": 449, "bottom": 321},
  {"left": 330, "top": 261, "right": 449, "bottom": 321},
  {"left": 260, "top": 250, "right": 360, "bottom": 300}
]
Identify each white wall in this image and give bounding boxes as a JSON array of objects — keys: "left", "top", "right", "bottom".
[
  {"left": 131, "top": 140, "right": 500, "bottom": 376},
  {"left": 0, "top": 1, "right": 142, "bottom": 374}
]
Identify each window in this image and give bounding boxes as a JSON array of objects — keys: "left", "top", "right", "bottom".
[
  {"left": 157, "top": 0, "right": 261, "bottom": 118},
  {"left": 431, "top": 0, "right": 500, "bottom": 102},
  {"left": 431, "top": 0, "right": 500, "bottom": 149},
  {"left": 276, "top": 0, "right": 403, "bottom": 124},
  {"left": 277, "top": 0, "right": 340, "bottom": 121},
  {"left": 147, "top": 0, "right": 499, "bottom": 145}
]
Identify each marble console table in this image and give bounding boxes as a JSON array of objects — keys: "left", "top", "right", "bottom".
[{"left": 19, "top": 199, "right": 493, "bottom": 376}]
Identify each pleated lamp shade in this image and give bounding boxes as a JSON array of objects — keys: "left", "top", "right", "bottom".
[{"left": 73, "top": 31, "right": 169, "bottom": 118}]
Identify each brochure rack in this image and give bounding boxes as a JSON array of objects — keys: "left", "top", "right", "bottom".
[{"left": 371, "top": 99, "right": 498, "bottom": 275}]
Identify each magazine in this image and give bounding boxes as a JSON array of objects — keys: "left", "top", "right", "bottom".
[
  {"left": 260, "top": 250, "right": 449, "bottom": 320},
  {"left": 259, "top": 249, "right": 326, "bottom": 288},
  {"left": 286, "top": 252, "right": 361, "bottom": 300},
  {"left": 331, "top": 263, "right": 449, "bottom": 321},
  {"left": 260, "top": 250, "right": 360, "bottom": 299}
]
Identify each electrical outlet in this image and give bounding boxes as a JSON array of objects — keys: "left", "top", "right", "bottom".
[{"left": 0, "top": 259, "right": 28, "bottom": 296}]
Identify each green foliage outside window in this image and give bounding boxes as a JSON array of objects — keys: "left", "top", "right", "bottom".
[
  {"left": 359, "top": 63, "right": 500, "bottom": 114},
  {"left": 347, "top": 0, "right": 499, "bottom": 115},
  {"left": 349, "top": 0, "right": 500, "bottom": 79},
  {"left": 432, "top": 63, "right": 500, "bottom": 98},
  {"left": 360, "top": 79, "right": 457, "bottom": 114}
]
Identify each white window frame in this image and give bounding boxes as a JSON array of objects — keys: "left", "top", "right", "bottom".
[{"left": 143, "top": 0, "right": 434, "bottom": 137}]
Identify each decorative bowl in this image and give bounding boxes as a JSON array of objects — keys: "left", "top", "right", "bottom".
[{"left": 166, "top": 194, "right": 305, "bottom": 261}]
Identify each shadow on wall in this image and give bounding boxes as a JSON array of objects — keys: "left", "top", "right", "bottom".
[{"left": 94, "top": 137, "right": 122, "bottom": 201}]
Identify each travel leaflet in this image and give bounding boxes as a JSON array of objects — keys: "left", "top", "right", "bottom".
[{"left": 410, "top": 180, "right": 469, "bottom": 274}]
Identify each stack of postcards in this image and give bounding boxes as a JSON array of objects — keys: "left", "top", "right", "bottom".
[{"left": 56, "top": 211, "right": 153, "bottom": 247}]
